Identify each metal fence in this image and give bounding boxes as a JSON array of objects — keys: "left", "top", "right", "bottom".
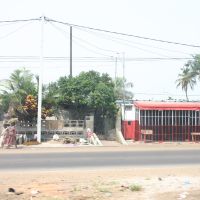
[{"left": 139, "top": 110, "right": 200, "bottom": 142}]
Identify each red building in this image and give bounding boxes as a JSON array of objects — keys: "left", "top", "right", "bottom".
[{"left": 122, "top": 101, "right": 200, "bottom": 142}]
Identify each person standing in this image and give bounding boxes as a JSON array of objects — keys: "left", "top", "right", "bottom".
[
  {"left": 86, "top": 128, "right": 93, "bottom": 144},
  {"left": 0, "top": 123, "right": 9, "bottom": 148},
  {"left": 7, "top": 122, "right": 17, "bottom": 148}
]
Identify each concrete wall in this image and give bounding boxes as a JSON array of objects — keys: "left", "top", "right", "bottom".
[{"left": 0, "top": 121, "right": 3, "bottom": 133}]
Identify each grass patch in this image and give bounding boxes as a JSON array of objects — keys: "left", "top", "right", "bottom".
[
  {"left": 108, "top": 181, "right": 118, "bottom": 185},
  {"left": 98, "top": 187, "right": 111, "bottom": 193},
  {"left": 71, "top": 186, "right": 82, "bottom": 192},
  {"left": 129, "top": 184, "right": 142, "bottom": 192}
]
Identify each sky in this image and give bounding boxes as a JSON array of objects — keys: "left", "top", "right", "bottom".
[{"left": 0, "top": 0, "right": 200, "bottom": 101}]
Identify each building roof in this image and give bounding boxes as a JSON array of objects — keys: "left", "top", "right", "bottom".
[{"left": 134, "top": 101, "right": 200, "bottom": 110}]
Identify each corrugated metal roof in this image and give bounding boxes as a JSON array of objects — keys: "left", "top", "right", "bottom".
[{"left": 134, "top": 101, "right": 200, "bottom": 110}]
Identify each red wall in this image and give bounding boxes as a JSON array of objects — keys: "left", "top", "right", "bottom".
[{"left": 122, "top": 120, "right": 140, "bottom": 140}]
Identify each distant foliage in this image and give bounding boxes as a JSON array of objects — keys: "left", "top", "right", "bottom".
[
  {"left": 16, "top": 95, "right": 53, "bottom": 122},
  {"left": 114, "top": 77, "right": 134, "bottom": 100},
  {"left": 0, "top": 68, "right": 54, "bottom": 121},
  {"left": 176, "top": 55, "right": 200, "bottom": 101},
  {"left": 53, "top": 70, "right": 118, "bottom": 117}
]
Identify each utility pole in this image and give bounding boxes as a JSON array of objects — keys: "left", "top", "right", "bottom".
[
  {"left": 122, "top": 52, "right": 126, "bottom": 123},
  {"left": 70, "top": 26, "right": 72, "bottom": 77},
  {"left": 122, "top": 52, "right": 125, "bottom": 103},
  {"left": 115, "top": 56, "right": 118, "bottom": 82},
  {"left": 114, "top": 52, "right": 120, "bottom": 82},
  {"left": 37, "top": 15, "right": 45, "bottom": 143}
]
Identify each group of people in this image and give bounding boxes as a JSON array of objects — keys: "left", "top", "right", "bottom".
[{"left": 0, "top": 122, "right": 17, "bottom": 149}]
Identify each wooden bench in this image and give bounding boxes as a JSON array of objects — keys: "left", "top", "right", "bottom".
[
  {"left": 141, "top": 129, "right": 153, "bottom": 142},
  {"left": 191, "top": 132, "right": 200, "bottom": 142}
]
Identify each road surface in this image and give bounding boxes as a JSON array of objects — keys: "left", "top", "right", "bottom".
[{"left": 1, "top": 150, "right": 200, "bottom": 170}]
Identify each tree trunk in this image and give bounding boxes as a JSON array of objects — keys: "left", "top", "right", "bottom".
[{"left": 185, "top": 88, "right": 189, "bottom": 101}]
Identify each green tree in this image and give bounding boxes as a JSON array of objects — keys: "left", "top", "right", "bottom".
[
  {"left": 114, "top": 77, "right": 134, "bottom": 100},
  {"left": 0, "top": 68, "right": 37, "bottom": 116},
  {"left": 56, "top": 70, "right": 117, "bottom": 117},
  {"left": 187, "top": 55, "right": 200, "bottom": 79},
  {"left": 43, "top": 82, "right": 58, "bottom": 107},
  {"left": 176, "top": 55, "right": 200, "bottom": 101},
  {"left": 176, "top": 65, "right": 196, "bottom": 101}
]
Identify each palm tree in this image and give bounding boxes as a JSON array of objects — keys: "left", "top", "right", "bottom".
[
  {"left": 176, "top": 66, "right": 196, "bottom": 101},
  {"left": 0, "top": 68, "right": 37, "bottom": 116},
  {"left": 189, "top": 55, "right": 200, "bottom": 80},
  {"left": 114, "top": 77, "right": 134, "bottom": 100}
]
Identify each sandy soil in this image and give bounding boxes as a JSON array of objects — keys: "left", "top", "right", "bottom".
[
  {"left": 0, "top": 166, "right": 200, "bottom": 200},
  {"left": 1, "top": 141, "right": 200, "bottom": 154},
  {"left": 1, "top": 142, "right": 200, "bottom": 199}
]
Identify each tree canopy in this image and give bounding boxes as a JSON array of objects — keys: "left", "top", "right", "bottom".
[
  {"left": 0, "top": 68, "right": 52, "bottom": 122},
  {"left": 114, "top": 77, "right": 134, "bottom": 100},
  {"left": 0, "top": 69, "right": 129, "bottom": 122},
  {"left": 54, "top": 71, "right": 117, "bottom": 117},
  {"left": 0, "top": 68, "right": 37, "bottom": 114},
  {"left": 176, "top": 55, "right": 200, "bottom": 101}
]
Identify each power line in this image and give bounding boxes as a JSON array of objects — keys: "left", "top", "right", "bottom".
[
  {"left": 0, "top": 21, "right": 34, "bottom": 40},
  {"left": 48, "top": 20, "right": 180, "bottom": 58},
  {"left": 0, "top": 16, "right": 199, "bottom": 48},
  {"left": 75, "top": 26, "right": 193, "bottom": 56},
  {"left": 73, "top": 30, "right": 170, "bottom": 58},
  {"left": 47, "top": 21, "right": 114, "bottom": 57},
  {"left": 0, "top": 55, "right": 192, "bottom": 60},
  {"left": 48, "top": 21, "right": 118, "bottom": 56},
  {"left": 46, "top": 17, "right": 200, "bottom": 48},
  {"left": 0, "top": 17, "right": 41, "bottom": 24},
  {"left": 0, "top": 56, "right": 193, "bottom": 63}
]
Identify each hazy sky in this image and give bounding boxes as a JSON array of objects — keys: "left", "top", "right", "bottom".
[{"left": 0, "top": 0, "right": 200, "bottom": 100}]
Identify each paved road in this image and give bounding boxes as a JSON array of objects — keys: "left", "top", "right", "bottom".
[{"left": 1, "top": 150, "right": 200, "bottom": 170}]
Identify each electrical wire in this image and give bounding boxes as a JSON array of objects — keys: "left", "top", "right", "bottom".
[
  {"left": 0, "top": 21, "right": 23, "bottom": 28},
  {"left": 72, "top": 38, "right": 115, "bottom": 57},
  {"left": 0, "top": 21, "right": 35, "bottom": 40},
  {"left": 48, "top": 20, "right": 172, "bottom": 58},
  {"left": 47, "top": 19, "right": 193, "bottom": 58},
  {"left": 47, "top": 20, "right": 114, "bottom": 57},
  {"left": 48, "top": 21, "right": 119, "bottom": 55},
  {"left": 75, "top": 26, "right": 193, "bottom": 56},
  {"left": 0, "top": 17, "right": 41, "bottom": 23},
  {"left": 46, "top": 17, "right": 200, "bottom": 48},
  {"left": 0, "top": 56, "right": 193, "bottom": 63},
  {"left": 0, "top": 16, "right": 199, "bottom": 48}
]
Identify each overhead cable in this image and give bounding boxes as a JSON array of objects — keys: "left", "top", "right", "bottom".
[
  {"left": 0, "top": 56, "right": 193, "bottom": 63},
  {"left": 48, "top": 21, "right": 118, "bottom": 56},
  {"left": 75, "top": 27, "right": 193, "bottom": 56},
  {"left": 0, "top": 17, "right": 41, "bottom": 23},
  {"left": 0, "top": 21, "right": 34, "bottom": 40},
  {"left": 46, "top": 17, "right": 200, "bottom": 48}
]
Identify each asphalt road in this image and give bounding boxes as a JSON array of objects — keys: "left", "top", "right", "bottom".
[{"left": 1, "top": 150, "right": 200, "bottom": 170}]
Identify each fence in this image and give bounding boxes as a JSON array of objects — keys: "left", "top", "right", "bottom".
[
  {"left": 16, "top": 120, "right": 85, "bottom": 141},
  {"left": 139, "top": 110, "right": 200, "bottom": 142}
]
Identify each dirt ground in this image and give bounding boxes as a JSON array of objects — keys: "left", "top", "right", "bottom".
[
  {"left": 0, "top": 166, "right": 200, "bottom": 200},
  {"left": 1, "top": 141, "right": 200, "bottom": 154},
  {"left": 1, "top": 142, "right": 200, "bottom": 199}
]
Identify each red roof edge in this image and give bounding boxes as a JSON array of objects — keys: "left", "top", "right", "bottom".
[{"left": 134, "top": 101, "right": 200, "bottom": 110}]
